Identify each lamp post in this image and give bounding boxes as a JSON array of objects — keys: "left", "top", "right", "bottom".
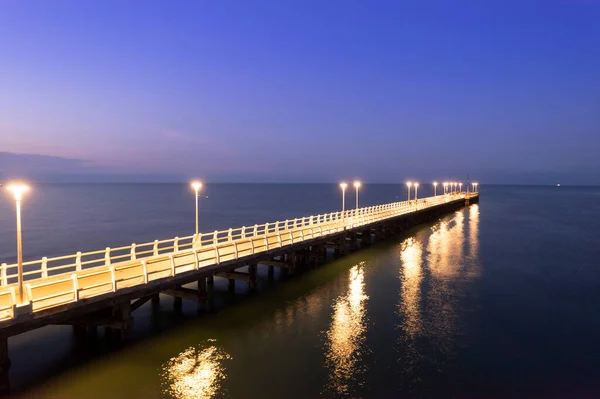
[
  {"left": 453, "top": 182, "right": 457, "bottom": 194},
  {"left": 191, "top": 181, "right": 202, "bottom": 236},
  {"left": 459, "top": 182, "right": 463, "bottom": 193},
  {"left": 474, "top": 182, "right": 479, "bottom": 192},
  {"left": 406, "top": 182, "right": 412, "bottom": 202},
  {"left": 433, "top": 181, "right": 438, "bottom": 196},
  {"left": 340, "top": 182, "right": 347, "bottom": 229},
  {"left": 443, "top": 182, "right": 448, "bottom": 194},
  {"left": 6, "top": 183, "right": 30, "bottom": 304},
  {"left": 353, "top": 181, "right": 361, "bottom": 209},
  {"left": 414, "top": 182, "right": 419, "bottom": 200},
  {"left": 340, "top": 182, "right": 347, "bottom": 212}
]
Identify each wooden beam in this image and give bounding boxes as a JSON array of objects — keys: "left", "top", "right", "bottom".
[
  {"left": 131, "top": 295, "right": 154, "bottom": 312},
  {"left": 215, "top": 271, "right": 250, "bottom": 282}
]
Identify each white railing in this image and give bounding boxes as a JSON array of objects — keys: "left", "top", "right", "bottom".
[{"left": 0, "top": 193, "right": 475, "bottom": 321}]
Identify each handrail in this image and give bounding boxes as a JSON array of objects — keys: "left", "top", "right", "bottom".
[{"left": 0, "top": 193, "right": 475, "bottom": 312}]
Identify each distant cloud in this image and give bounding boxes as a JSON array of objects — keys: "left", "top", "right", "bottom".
[{"left": 0, "top": 152, "right": 93, "bottom": 179}]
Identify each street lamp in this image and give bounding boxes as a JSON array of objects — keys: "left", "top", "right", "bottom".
[
  {"left": 6, "top": 183, "right": 30, "bottom": 304},
  {"left": 473, "top": 182, "right": 479, "bottom": 192},
  {"left": 414, "top": 182, "right": 419, "bottom": 200},
  {"left": 459, "top": 182, "right": 463, "bottom": 193},
  {"left": 340, "top": 182, "right": 347, "bottom": 212},
  {"left": 406, "top": 181, "right": 412, "bottom": 201},
  {"left": 353, "top": 181, "right": 361, "bottom": 209},
  {"left": 433, "top": 181, "right": 438, "bottom": 196},
  {"left": 191, "top": 181, "right": 202, "bottom": 236},
  {"left": 443, "top": 182, "right": 448, "bottom": 194},
  {"left": 453, "top": 182, "right": 457, "bottom": 194}
]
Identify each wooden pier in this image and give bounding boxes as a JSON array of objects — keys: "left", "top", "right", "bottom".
[{"left": 0, "top": 192, "right": 479, "bottom": 373}]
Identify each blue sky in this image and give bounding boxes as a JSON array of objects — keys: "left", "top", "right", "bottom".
[{"left": 1, "top": 0, "right": 599, "bottom": 183}]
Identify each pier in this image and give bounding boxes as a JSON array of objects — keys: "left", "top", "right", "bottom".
[{"left": 0, "top": 191, "right": 479, "bottom": 373}]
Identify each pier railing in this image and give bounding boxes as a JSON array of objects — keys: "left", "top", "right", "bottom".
[{"left": 0, "top": 193, "right": 472, "bottom": 321}]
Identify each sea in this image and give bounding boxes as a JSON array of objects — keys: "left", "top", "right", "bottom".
[{"left": 0, "top": 183, "right": 599, "bottom": 398}]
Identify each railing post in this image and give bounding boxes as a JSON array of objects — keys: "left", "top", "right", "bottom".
[
  {"left": 109, "top": 267, "right": 116, "bottom": 292},
  {"left": 25, "top": 283, "right": 33, "bottom": 305},
  {"left": 153, "top": 240, "right": 159, "bottom": 256},
  {"left": 105, "top": 247, "right": 111, "bottom": 266},
  {"left": 1, "top": 264, "right": 7, "bottom": 286},
  {"left": 130, "top": 244, "right": 136, "bottom": 260},
  {"left": 196, "top": 233, "right": 202, "bottom": 247},
  {"left": 75, "top": 251, "right": 82, "bottom": 271},
  {"left": 228, "top": 228, "right": 233, "bottom": 241},
  {"left": 233, "top": 241, "right": 239, "bottom": 259},
  {"left": 71, "top": 274, "right": 79, "bottom": 301},
  {"left": 265, "top": 235, "right": 269, "bottom": 251},
  {"left": 213, "top": 230, "right": 218, "bottom": 246},
  {"left": 265, "top": 223, "right": 269, "bottom": 234},
  {"left": 169, "top": 255, "right": 175, "bottom": 276},
  {"left": 193, "top": 249, "right": 200, "bottom": 270},
  {"left": 249, "top": 237, "right": 255, "bottom": 254},
  {"left": 253, "top": 224, "right": 258, "bottom": 236},
  {"left": 174, "top": 237, "right": 179, "bottom": 252},
  {"left": 277, "top": 231, "right": 282, "bottom": 247},
  {"left": 142, "top": 260, "right": 148, "bottom": 283},
  {"left": 41, "top": 257, "right": 48, "bottom": 278},
  {"left": 242, "top": 226, "right": 246, "bottom": 239}
]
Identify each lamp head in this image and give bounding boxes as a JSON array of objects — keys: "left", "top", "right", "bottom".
[
  {"left": 414, "top": 182, "right": 419, "bottom": 187},
  {"left": 340, "top": 182, "right": 347, "bottom": 190},
  {"left": 353, "top": 181, "right": 361, "bottom": 189},
  {"left": 433, "top": 181, "right": 438, "bottom": 186},
  {"left": 406, "top": 181, "right": 412, "bottom": 188},
  {"left": 6, "top": 183, "right": 30, "bottom": 201},
  {"left": 191, "top": 181, "right": 203, "bottom": 192}
]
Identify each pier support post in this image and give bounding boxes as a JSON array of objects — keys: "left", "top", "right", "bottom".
[
  {"left": 198, "top": 278, "right": 206, "bottom": 295},
  {"left": 206, "top": 275, "right": 214, "bottom": 311},
  {"left": 0, "top": 338, "right": 9, "bottom": 375},
  {"left": 72, "top": 324, "right": 87, "bottom": 342},
  {"left": 361, "top": 231, "right": 372, "bottom": 246},
  {"left": 248, "top": 263, "right": 257, "bottom": 291},
  {"left": 197, "top": 278, "right": 207, "bottom": 311},
  {"left": 173, "top": 296, "right": 183, "bottom": 310},
  {"left": 267, "top": 265, "right": 274, "bottom": 280},
  {"left": 87, "top": 325, "right": 98, "bottom": 339},
  {"left": 116, "top": 301, "right": 133, "bottom": 339},
  {"left": 228, "top": 278, "right": 235, "bottom": 292}
]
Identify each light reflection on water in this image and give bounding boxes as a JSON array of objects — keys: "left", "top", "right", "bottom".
[
  {"left": 468, "top": 204, "right": 480, "bottom": 276},
  {"left": 324, "top": 262, "right": 369, "bottom": 396},
  {"left": 399, "top": 237, "right": 423, "bottom": 338},
  {"left": 161, "top": 339, "right": 232, "bottom": 399},
  {"left": 396, "top": 206, "right": 480, "bottom": 388}
]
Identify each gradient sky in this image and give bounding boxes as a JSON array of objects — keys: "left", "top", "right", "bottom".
[{"left": 1, "top": 0, "right": 599, "bottom": 184}]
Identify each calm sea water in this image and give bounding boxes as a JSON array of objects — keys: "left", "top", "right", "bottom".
[{"left": 1, "top": 184, "right": 600, "bottom": 398}]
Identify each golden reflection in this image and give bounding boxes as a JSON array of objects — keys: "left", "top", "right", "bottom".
[
  {"left": 468, "top": 204, "right": 480, "bottom": 261},
  {"left": 325, "top": 262, "right": 369, "bottom": 395},
  {"left": 399, "top": 237, "right": 423, "bottom": 338},
  {"left": 161, "top": 339, "right": 232, "bottom": 399},
  {"left": 427, "top": 211, "right": 465, "bottom": 278}
]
